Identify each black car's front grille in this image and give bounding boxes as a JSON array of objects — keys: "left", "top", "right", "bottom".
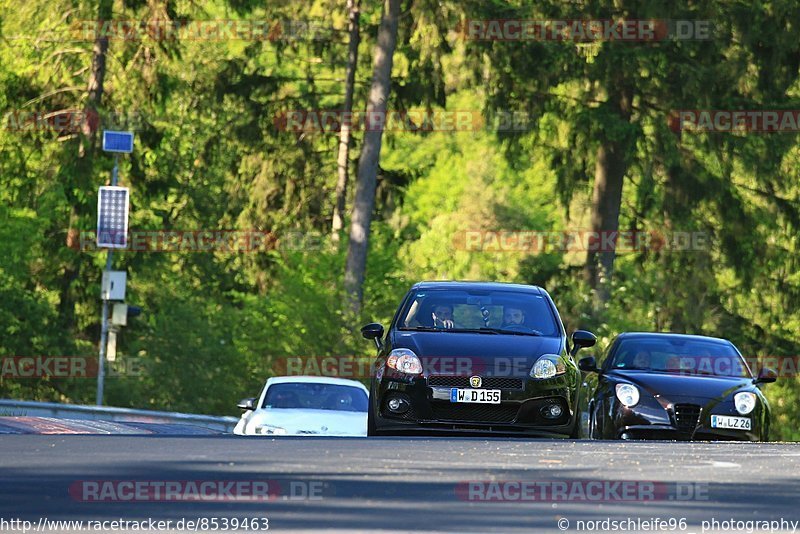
[
  {"left": 427, "top": 375, "right": 524, "bottom": 390},
  {"left": 430, "top": 402, "right": 519, "bottom": 423},
  {"left": 673, "top": 404, "right": 701, "bottom": 432}
]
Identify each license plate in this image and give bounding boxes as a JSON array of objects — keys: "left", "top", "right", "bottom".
[
  {"left": 710, "top": 415, "right": 751, "bottom": 430},
  {"left": 450, "top": 388, "right": 501, "bottom": 404}
]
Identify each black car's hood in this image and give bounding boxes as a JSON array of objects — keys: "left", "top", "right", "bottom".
[
  {"left": 391, "top": 330, "right": 564, "bottom": 375},
  {"left": 608, "top": 370, "right": 752, "bottom": 401}
]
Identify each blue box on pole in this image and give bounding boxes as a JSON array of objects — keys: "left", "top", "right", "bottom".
[{"left": 102, "top": 130, "right": 134, "bottom": 153}]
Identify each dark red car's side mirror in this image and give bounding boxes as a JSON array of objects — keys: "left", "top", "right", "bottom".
[{"left": 755, "top": 367, "right": 777, "bottom": 384}]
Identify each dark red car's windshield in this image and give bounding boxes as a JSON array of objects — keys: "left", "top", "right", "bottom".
[{"left": 609, "top": 338, "right": 751, "bottom": 378}]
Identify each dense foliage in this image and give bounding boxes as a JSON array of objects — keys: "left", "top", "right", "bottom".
[{"left": 1, "top": 0, "right": 798, "bottom": 439}]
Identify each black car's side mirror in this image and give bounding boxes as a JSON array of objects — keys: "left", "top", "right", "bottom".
[
  {"left": 755, "top": 367, "right": 777, "bottom": 384},
  {"left": 578, "top": 356, "right": 599, "bottom": 373},
  {"left": 237, "top": 398, "right": 256, "bottom": 411},
  {"left": 571, "top": 330, "right": 597, "bottom": 356},
  {"left": 361, "top": 322, "right": 385, "bottom": 349}
]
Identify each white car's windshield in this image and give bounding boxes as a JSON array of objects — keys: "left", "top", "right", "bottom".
[{"left": 263, "top": 383, "right": 368, "bottom": 412}]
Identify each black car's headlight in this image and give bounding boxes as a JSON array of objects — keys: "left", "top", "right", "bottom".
[
  {"left": 529, "top": 354, "right": 566, "bottom": 379},
  {"left": 734, "top": 392, "right": 757, "bottom": 415},
  {"left": 386, "top": 348, "right": 423, "bottom": 375},
  {"left": 615, "top": 383, "right": 640, "bottom": 407}
]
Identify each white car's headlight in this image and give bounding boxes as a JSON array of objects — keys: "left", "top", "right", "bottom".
[
  {"left": 255, "top": 424, "right": 288, "bottom": 435},
  {"left": 615, "top": 383, "right": 640, "bottom": 407},
  {"left": 530, "top": 355, "right": 566, "bottom": 379},
  {"left": 734, "top": 392, "right": 757, "bottom": 415},
  {"left": 386, "top": 348, "right": 423, "bottom": 374}
]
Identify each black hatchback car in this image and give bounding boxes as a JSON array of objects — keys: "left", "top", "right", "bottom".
[
  {"left": 578, "top": 332, "right": 776, "bottom": 441},
  {"left": 360, "top": 281, "right": 597, "bottom": 436}
]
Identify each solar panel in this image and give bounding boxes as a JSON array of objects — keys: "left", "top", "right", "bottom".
[{"left": 97, "top": 186, "right": 129, "bottom": 248}]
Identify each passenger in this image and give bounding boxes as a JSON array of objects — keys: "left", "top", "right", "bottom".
[
  {"left": 632, "top": 350, "right": 651, "bottom": 369},
  {"left": 325, "top": 392, "right": 353, "bottom": 410}
]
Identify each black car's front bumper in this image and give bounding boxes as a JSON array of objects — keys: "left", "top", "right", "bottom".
[
  {"left": 610, "top": 400, "right": 765, "bottom": 442},
  {"left": 372, "top": 370, "right": 580, "bottom": 436}
]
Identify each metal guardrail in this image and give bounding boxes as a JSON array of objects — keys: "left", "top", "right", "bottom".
[{"left": 0, "top": 399, "right": 239, "bottom": 432}]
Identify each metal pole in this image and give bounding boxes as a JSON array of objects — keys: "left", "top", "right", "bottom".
[{"left": 96, "top": 154, "right": 120, "bottom": 406}]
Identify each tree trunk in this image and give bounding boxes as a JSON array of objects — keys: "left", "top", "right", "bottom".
[
  {"left": 343, "top": 0, "right": 401, "bottom": 314},
  {"left": 61, "top": 0, "right": 113, "bottom": 330},
  {"left": 331, "top": 0, "right": 361, "bottom": 244},
  {"left": 584, "top": 85, "right": 633, "bottom": 309},
  {"left": 79, "top": 0, "right": 113, "bottom": 156}
]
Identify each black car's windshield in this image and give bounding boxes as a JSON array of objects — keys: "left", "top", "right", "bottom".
[
  {"left": 263, "top": 383, "right": 368, "bottom": 412},
  {"left": 396, "top": 288, "right": 558, "bottom": 336},
  {"left": 609, "top": 338, "right": 751, "bottom": 378}
]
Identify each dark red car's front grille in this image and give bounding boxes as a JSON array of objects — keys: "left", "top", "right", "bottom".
[{"left": 673, "top": 404, "right": 701, "bottom": 432}]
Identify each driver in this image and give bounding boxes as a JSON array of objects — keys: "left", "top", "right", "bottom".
[
  {"left": 502, "top": 306, "right": 525, "bottom": 328},
  {"left": 432, "top": 304, "right": 455, "bottom": 329}
]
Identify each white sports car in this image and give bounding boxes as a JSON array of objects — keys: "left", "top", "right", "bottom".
[{"left": 233, "top": 376, "right": 369, "bottom": 436}]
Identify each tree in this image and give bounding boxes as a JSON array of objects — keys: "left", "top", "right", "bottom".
[
  {"left": 344, "top": 0, "right": 402, "bottom": 314},
  {"left": 331, "top": 0, "right": 361, "bottom": 244},
  {"left": 584, "top": 77, "right": 635, "bottom": 309},
  {"left": 78, "top": 0, "right": 112, "bottom": 154}
]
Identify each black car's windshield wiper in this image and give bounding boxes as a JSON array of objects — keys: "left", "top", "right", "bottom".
[
  {"left": 399, "top": 326, "right": 543, "bottom": 336},
  {"left": 477, "top": 327, "right": 543, "bottom": 336},
  {"left": 399, "top": 326, "right": 497, "bottom": 334}
]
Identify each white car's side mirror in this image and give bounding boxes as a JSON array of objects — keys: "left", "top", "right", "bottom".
[{"left": 237, "top": 398, "right": 256, "bottom": 411}]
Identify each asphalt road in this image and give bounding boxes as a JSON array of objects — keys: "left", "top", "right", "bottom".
[{"left": 1, "top": 436, "right": 799, "bottom": 533}]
